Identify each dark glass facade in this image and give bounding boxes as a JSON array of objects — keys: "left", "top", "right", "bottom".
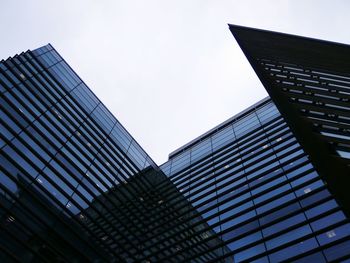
[
  {"left": 0, "top": 44, "right": 156, "bottom": 261},
  {"left": 1, "top": 26, "right": 350, "bottom": 262},
  {"left": 160, "top": 98, "right": 350, "bottom": 262},
  {"left": 0, "top": 45, "right": 228, "bottom": 262}
]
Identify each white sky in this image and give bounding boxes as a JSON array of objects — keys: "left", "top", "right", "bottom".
[{"left": 1, "top": 1, "right": 350, "bottom": 164}]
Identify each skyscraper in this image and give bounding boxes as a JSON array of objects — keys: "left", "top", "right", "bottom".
[{"left": 0, "top": 26, "right": 349, "bottom": 262}]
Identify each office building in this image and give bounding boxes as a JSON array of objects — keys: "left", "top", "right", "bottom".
[{"left": 0, "top": 26, "right": 349, "bottom": 262}]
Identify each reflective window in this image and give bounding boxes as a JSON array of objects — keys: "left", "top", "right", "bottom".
[
  {"left": 268, "top": 237, "right": 318, "bottom": 262},
  {"left": 317, "top": 223, "right": 350, "bottom": 246}
]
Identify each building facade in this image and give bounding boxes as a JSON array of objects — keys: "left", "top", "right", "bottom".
[
  {"left": 0, "top": 26, "right": 350, "bottom": 262},
  {"left": 160, "top": 97, "right": 350, "bottom": 262}
]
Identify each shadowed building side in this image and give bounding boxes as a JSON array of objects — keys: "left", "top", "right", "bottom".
[{"left": 229, "top": 24, "right": 350, "bottom": 218}]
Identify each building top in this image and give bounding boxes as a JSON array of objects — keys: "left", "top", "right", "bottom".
[
  {"left": 31, "top": 43, "right": 159, "bottom": 170},
  {"left": 228, "top": 24, "right": 350, "bottom": 75},
  {"left": 168, "top": 96, "right": 271, "bottom": 159}
]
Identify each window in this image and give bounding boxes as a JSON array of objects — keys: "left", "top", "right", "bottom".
[
  {"left": 310, "top": 211, "right": 346, "bottom": 232},
  {"left": 317, "top": 223, "right": 350, "bottom": 245},
  {"left": 262, "top": 213, "right": 306, "bottom": 237},
  {"left": 234, "top": 243, "right": 266, "bottom": 262},
  {"left": 323, "top": 240, "right": 350, "bottom": 261},
  {"left": 268, "top": 238, "right": 318, "bottom": 262},
  {"left": 227, "top": 231, "right": 262, "bottom": 251},
  {"left": 266, "top": 225, "right": 312, "bottom": 250}
]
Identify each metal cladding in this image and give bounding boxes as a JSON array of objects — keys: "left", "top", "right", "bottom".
[{"left": 229, "top": 24, "right": 350, "bottom": 217}]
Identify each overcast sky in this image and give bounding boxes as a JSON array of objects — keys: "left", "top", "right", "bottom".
[{"left": 1, "top": 1, "right": 350, "bottom": 164}]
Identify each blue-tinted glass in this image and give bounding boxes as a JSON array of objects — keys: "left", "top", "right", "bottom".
[
  {"left": 34, "top": 174, "right": 68, "bottom": 207},
  {"left": 234, "top": 113, "right": 259, "bottom": 139},
  {"left": 221, "top": 210, "right": 256, "bottom": 231},
  {"left": 296, "top": 252, "right": 327, "bottom": 263},
  {"left": 251, "top": 175, "right": 287, "bottom": 196},
  {"left": 127, "top": 141, "right": 146, "bottom": 169},
  {"left": 220, "top": 200, "right": 253, "bottom": 221},
  {"left": 317, "top": 223, "right": 350, "bottom": 246},
  {"left": 170, "top": 151, "right": 191, "bottom": 174},
  {"left": 323, "top": 240, "right": 350, "bottom": 261},
  {"left": 191, "top": 138, "right": 212, "bottom": 163},
  {"left": 70, "top": 84, "right": 98, "bottom": 113},
  {"left": 256, "top": 103, "right": 279, "bottom": 124},
  {"left": 305, "top": 199, "right": 338, "bottom": 219},
  {"left": 254, "top": 184, "right": 291, "bottom": 205},
  {"left": 234, "top": 243, "right": 265, "bottom": 262},
  {"left": 91, "top": 105, "right": 115, "bottom": 133},
  {"left": 257, "top": 193, "right": 295, "bottom": 214},
  {"left": 48, "top": 62, "right": 76, "bottom": 91},
  {"left": 289, "top": 169, "right": 318, "bottom": 185},
  {"left": 300, "top": 189, "right": 330, "bottom": 207},
  {"left": 251, "top": 256, "right": 269, "bottom": 263},
  {"left": 268, "top": 237, "right": 318, "bottom": 262},
  {"left": 0, "top": 72, "right": 14, "bottom": 89},
  {"left": 262, "top": 213, "right": 306, "bottom": 237},
  {"left": 222, "top": 220, "right": 260, "bottom": 241},
  {"left": 0, "top": 170, "right": 18, "bottom": 194},
  {"left": 259, "top": 202, "right": 301, "bottom": 226},
  {"left": 38, "top": 52, "right": 58, "bottom": 67},
  {"left": 227, "top": 231, "right": 262, "bottom": 251},
  {"left": 212, "top": 125, "right": 235, "bottom": 150},
  {"left": 110, "top": 123, "right": 132, "bottom": 151},
  {"left": 266, "top": 224, "right": 312, "bottom": 250},
  {"left": 32, "top": 45, "right": 50, "bottom": 56},
  {"left": 294, "top": 180, "right": 325, "bottom": 197},
  {"left": 311, "top": 211, "right": 346, "bottom": 232}
]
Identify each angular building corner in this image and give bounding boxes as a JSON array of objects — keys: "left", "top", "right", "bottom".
[
  {"left": 0, "top": 26, "right": 350, "bottom": 262},
  {"left": 229, "top": 24, "right": 350, "bottom": 217}
]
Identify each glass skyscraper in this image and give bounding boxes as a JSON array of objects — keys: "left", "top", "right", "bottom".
[{"left": 1, "top": 26, "right": 350, "bottom": 262}]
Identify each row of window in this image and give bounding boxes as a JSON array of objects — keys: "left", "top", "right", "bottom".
[
  {"left": 157, "top": 100, "right": 350, "bottom": 262},
  {"left": 161, "top": 102, "right": 279, "bottom": 176},
  {"left": 0, "top": 48, "right": 159, "bottom": 260}
]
